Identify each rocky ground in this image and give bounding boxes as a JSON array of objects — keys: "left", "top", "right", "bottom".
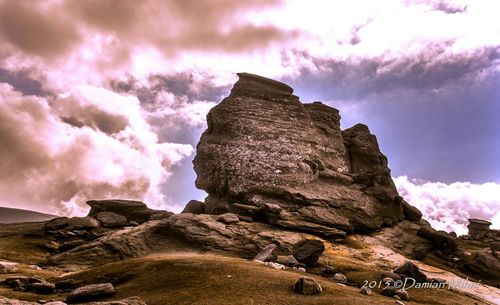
[{"left": 1, "top": 73, "right": 498, "bottom": 305}]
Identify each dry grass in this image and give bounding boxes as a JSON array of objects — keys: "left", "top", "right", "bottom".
[{"left": 59, "top": 253, "right": 487, "bottom": 305}]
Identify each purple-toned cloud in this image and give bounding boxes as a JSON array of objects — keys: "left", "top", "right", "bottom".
[{"left": 0, "top": 84, "right": 192, "bottom": 215}]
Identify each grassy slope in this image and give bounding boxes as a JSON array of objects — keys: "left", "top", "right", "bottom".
[
  {"left": 0, "top": 207, "right": 56, "bottom": 224},
  {"left": 0, "top": 223, "right": 492, "bottom": 305},
  {"left": 60, "top": 254, "right": 484, "bottom": 305}
]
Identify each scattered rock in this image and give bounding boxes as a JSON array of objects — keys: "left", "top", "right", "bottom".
[
  {"left": 253, "top": 244, "right": 278, "bottom": 262},
  {"left": 30, "top": 281, "right": 55, "bottom": 294},
  {"left": 360, "top": 286, "right": 372, "bottom": 295},
  {"left": 321, "top": 266, "right": 336, "bottom": 277},
  {"left": 396, "top": 289, "right": 409, "bottom": 301},
  {"left": 149, "top": 212, "right": 172, "bottom": 220},
  {"left": 182, "top": 200, "right": 205, "bottom": 214},
  {"left": 0, "top": 261, "right": 18, "bottom": 274},
  {"left": 66, "top": 283, "right": 115, "bottom": 303},
  {"left": 276, "top": 255, "right": 299, "bottom": 267},
  {"left": 333, "top": 273, "right": 347, "bottom": 283},
  {"left": 292, "top": 239, "right": 325, "bottom": 267},
  {"left": 394, "top": 261, "right": 427, "bottom": 283},
  {"left": 87, "top": 199, "right": 168, "bottom": 223},
  {"left": 381, "top": 286, "right": 398, "bottom": 297},
  {"left": 217, "top": 213, "right": 239, "bottom": 224},
  {"left": 55, "top": 279, "right": 77, "bottom": 291},
  {"left": 395, "top": 301, "right": 405, "bottom": 305},
  {"left": 417, "top": 227, "right": 457, "bottom": 254},
  {"left": 264, "top": 262, "right": 286, "bottom": 270},
  {"left": 44, "top": 217, "right": 69, "bottom": 231},
  {"left": 67, "top": 217, "right": 100, "bottom": 230},
  {"left": 292, "top": 277, "right": 322, "bottom": 295},
  {"left": 96, "top": 212, "right": 127, "bottom": 228}
]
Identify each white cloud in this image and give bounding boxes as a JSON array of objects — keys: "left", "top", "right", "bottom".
[
  {"left": 0, "top": 84, "right": 192, "bottom": 216},
  {"left": 394, "top": 176, "right": 500, "bottom": 235}
]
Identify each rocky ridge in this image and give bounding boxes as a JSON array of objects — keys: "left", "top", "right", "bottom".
[{"left": 192, "top": 72, "right": 415, "bottom": 237}]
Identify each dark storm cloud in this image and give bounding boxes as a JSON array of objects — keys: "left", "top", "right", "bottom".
[
  {"left": 65, "top": 0, "right": 290, "bottom": 52},
  {"left": 285, "top": 47, "right": 500, "bottom": 184},
  {"left": 0, "top": 68, "right": 50, "bottom": 96},
  {"left": 284, "top": 46, "right": 499, "bottom": 101},
  {"left": 0, "top": 1, "right": 80, "bottom": 59}
]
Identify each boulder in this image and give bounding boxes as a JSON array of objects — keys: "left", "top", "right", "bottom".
[
  {"left": 417, "top": 227, "right": 457, "bottom": 254},
  {"left": 66, "top": 283, "right": 115, "bottom": 303},
  {"left": 463, "top": 252, "right": 500, "bottom": 281},
  {"left": 292, "top": 239, "right": 325, "bottom": 267},
  {"left": 253, "top": 244, "right": 278, "bottom": 262},
  {"left": 276, "top": 255, "right": 299, "bottom": 267},
  {"left": 96, "top": 212, "right": 127, "bottom": 228},
  {"left": 44, "top": 217, "right": 69, "bottom": 231},
  {"left": 333, "top": 273, "right": 347, "bottom": 283},
  {"left": 148, "top": 211, "right": 173, "bottom": 220},
  {"left": 67, "top": 217, "right": 100, "bottom": 230},
  {"left": 87, "top": 199, "right": 166, "bottom": 223},
  {"left": 292, "top": 277, "right": 322, "bottom": 295},
  {"left": 30, "top": 281, "right": 55, "bottom": 294},
  {"left": 380, "top": 286, "right": 398, "bottom": 297},
  {"left": 394, "top": 261, "right": 427, "bottom": 283},
  {"left": 182, "top": 200, "right": 205, "bottom": 214},
  {"left": 192, "top": 73, "right": 408, "bottom": 237},
  {"left": 217, "top": 213, "right": 239, "bottom": 224},
  {"left": 396, "top": 289, "right": 410, "bottom": 301}
]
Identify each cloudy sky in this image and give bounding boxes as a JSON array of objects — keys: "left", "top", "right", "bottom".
[{"left": 0, "top": 0, "right": 498, "bottom": 234}]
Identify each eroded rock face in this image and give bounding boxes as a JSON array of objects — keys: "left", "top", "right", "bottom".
[
  {"left": 192, "top": 73, "right": 414, "bottom": 237},
  {"left": 87, "top": 199, "right": 167, "bottom": 223}
]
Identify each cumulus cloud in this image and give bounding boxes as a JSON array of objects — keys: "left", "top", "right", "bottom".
[
  {"left": 394, "top": 176, "right": 500, "bottom": 235},
  {"left": 0, "top": 84, "right": 192, "bottom": 216}
]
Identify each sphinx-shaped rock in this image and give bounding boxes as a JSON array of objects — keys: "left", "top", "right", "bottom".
[{"left": 193, "top": 73, "right": 416, "bottom": 237}]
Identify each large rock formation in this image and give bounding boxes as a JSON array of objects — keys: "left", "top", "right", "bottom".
[{"left": 193, "top": 73, "right": 416, "bottom": 238}]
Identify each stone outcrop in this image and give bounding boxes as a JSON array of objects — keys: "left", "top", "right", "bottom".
[
  {"left": 87, "top": 199, "right": 170, "bottom": 223},
  {"left": 192, "top": 72, "right": 418, "bottom": 238}
]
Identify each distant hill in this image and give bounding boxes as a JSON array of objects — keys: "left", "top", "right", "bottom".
[{"left": 0, "top": 207, "right": 56, "bottom": 223}]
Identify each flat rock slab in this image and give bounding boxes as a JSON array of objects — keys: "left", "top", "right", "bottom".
[{"left": 66, "top": 283, "right": 115, "bottom": 303}]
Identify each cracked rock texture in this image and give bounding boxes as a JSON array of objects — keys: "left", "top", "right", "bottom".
[{"left": 193, "top": 73, "right": 417, "bottom": 236}]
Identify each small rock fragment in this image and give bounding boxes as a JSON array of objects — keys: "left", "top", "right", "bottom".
[
  {"left": 66, "top": 283, "right": 115, "bottom": 303},
  {"left": 292, "top": 277, "right": 322, "bottom": 295},
  {"left": 333, "top": 273, "right": 347, "bottom": 283},
  {"left": 360, "top": 286, "right": 372, "bottom": 295},
  {"left": 253, "top": 244, "right": 277, "bottom": 262}
]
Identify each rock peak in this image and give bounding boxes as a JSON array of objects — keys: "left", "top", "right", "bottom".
[
  {"left": 193, "top": 73, "right": 420, "bottom": 237},
  {"left": 230, "top": 72, "right": 294, "bottom": 98}
]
